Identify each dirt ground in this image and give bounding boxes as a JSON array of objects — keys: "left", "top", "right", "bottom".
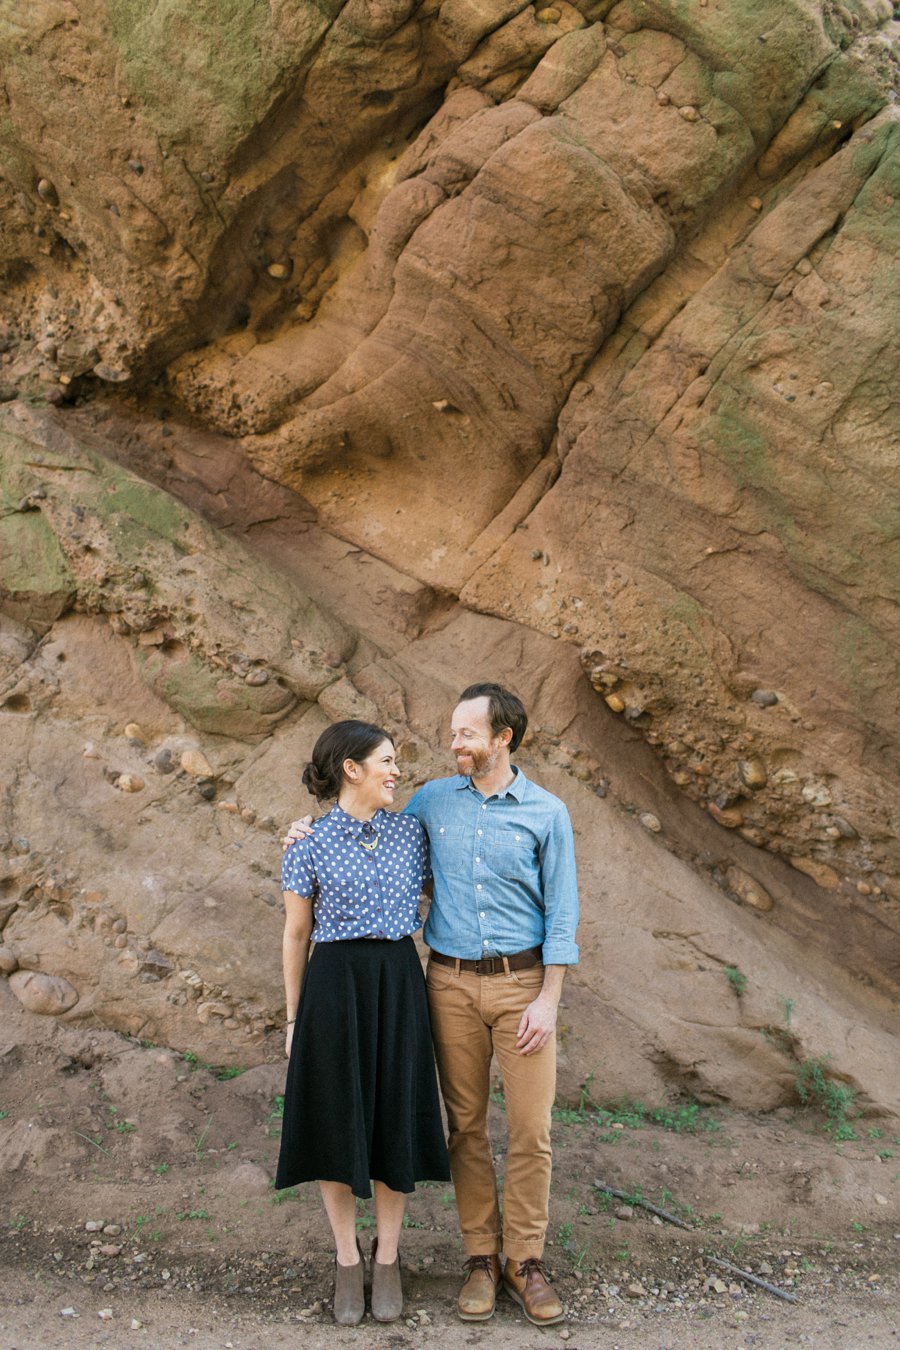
[{"left": 1, "top": 992, "right": 897, "bottom": 1350}]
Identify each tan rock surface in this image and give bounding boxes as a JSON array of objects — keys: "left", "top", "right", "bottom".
[{"left": 0, "top": 2, "right": 898, "bottom": 1122}]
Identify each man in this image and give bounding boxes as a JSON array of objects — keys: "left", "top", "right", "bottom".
[{"left": 287, "top": 682, "right": 579, "bottom": 1325}]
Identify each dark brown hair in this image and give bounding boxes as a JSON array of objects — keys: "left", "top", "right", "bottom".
[
  {"left": 301, "top": 720, "right": 393, "bottom": 801},
  {"left": 458, "top": 682, "right": 528, "bottom": 753}
]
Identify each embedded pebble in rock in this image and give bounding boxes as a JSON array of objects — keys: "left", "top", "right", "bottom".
[
  {"left": 0, "top": 945, "right": 18, "bottom": 974},
  {"left": 115, "top": 774, "right": 145, "bottom": 792},
  {"left": 85, "top": 1221, "right": 105, "bottom": 1232},
  {"left": 801, "top": 781, "right": 833, "bottom": 807},
  {"left": 140, "top": 950, "right": 174, "bottom": 976},
  {"left": 245, "top": 667, "right": 269, "bottom": 685},
  {"left": 37, "top": 178, "right": 59, "bottom": 205},
  {"left": 196, "top": 999, "right": 232, "bottom": 1024},
  {"left": 707, "top": 802, "right": 743, "bottom": 829},
  {"left": 790, "top": 856, "right": 840, "bottom": 890},
  {"left": 739, "top": 758, "right": 768, "bottom": 789},
  {"left": 725, "top": 866, "right": 774, "bottom": 912},
  {"left": 266, "top": 262, "right": 291, "bottom": 279},
  {"left": 751, "top": 689, "right": 779, "bottom": 707},
  {"left": 123, "top": 723, "right": 145, "bottom": 743},
  {"left": 93, "top": 363, "right": 130, "bottom": 383},
  {"left": 615, "top": 1204, "right": 635, "bottom": 1220},
  {"left": 639, "top": 813, "right": 662, "bottom": 833},
  {"left": 181, "top": 749, "right": 214, "bottom": 777},
  {"left": 154, "top": 748, "right": 176, "bottom": 773},
  {"left": 8, "top": 969, "right": 78, "bottom": 1015},
  {"left": 678, "top": 105, "right": 699, "bottom": 121},
  {"left": 605, "top": 694, "right": 625, "bottom": 713}
]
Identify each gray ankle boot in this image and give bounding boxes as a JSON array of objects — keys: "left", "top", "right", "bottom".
[
  {"left": 371, "top": 1238, "right": 403, "bottom": 1323},
  {"left": 333, "top": 1242, "right": 365, "bottom": 1325}
]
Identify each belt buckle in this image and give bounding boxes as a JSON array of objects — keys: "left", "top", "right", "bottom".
[{"left": 475, "top": 955, "right": 499, "bottom": 976}]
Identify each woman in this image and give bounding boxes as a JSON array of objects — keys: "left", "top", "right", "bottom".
[{"left": 276, "top": 720, "right": 450, "bottom": 1326}]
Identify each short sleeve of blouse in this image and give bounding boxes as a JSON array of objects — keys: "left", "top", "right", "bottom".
[{"left": 281, "top": 839, "right": 316, "bottom": 898}]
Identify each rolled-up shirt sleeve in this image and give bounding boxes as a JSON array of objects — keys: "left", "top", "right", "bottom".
[{"left": 539, "top": 806, "right": 580, "bottom": 965}]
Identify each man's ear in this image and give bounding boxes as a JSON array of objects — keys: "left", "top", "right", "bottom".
[{"left": 497, "top": 726, "right": 513, "bottom": 747}]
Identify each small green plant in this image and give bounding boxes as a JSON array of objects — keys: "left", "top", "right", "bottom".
[
  {"left": 613, "top": 1244, "right": 630, "bottom": 1263},
  {"left": 781, "top": 996, "right": 796, "bottom": 1026},
  {"left": 795, "top": 1057, "right": 858, "bottom": 1139},
  {"left": 12, "top": 1214, "right": 28, "bottom": 1231},
  {"left": 555, "top": 1097, "right": 718, "bottom": 1135},
  {"left": 176, "top": 1209, "right": 211, "bottom": 1221},
  {"left": 75, "top": 1131, "right": 111, "bottom": 1156},
  {"left": 0, "top": 1109, "right": 9, "bottom": 1121},
  {"left": 851, "top": 1221, "right": 865, "bottom": 1233},
  {"left": 115, "top": 1119, "right": 137, "bottom": 1135},
  {"left": 267, "top": 1095, "right": 285, "bottom": 1137},
  {"left": 214, "top": 1066, "right": 245, "bottom": 1081},
  {"left": 271, "top": 1186, "right": 299, "bottom": 1206},
  {"left": 401, "top": 1214, "right": 426, "bottom": 1230},
  {"left": 867, "top": 1127, "right": 883, "bottom": 1140},
  {"left": 556, "top": 1222, "right": 574, "bottom": 1248},
  {"left": 877, "top": 1149, "right": 893, "bottom": 1161},
  {"left": 724, "top": 965, "right": 748, "bottom": 997},
  {"left": 154, "top": 1162, "right": 170, "bottom": 1175},
  {"left": 182, "top": 1051, "right": 199, "bottom": 1067},
  {"left": 194, "top": 1118, "right": 213, "bottom": 1161}
]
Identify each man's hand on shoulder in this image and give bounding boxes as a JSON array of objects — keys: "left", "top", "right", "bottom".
[{"left": 281, "top": 815, "right": 315, "bottom": 852}]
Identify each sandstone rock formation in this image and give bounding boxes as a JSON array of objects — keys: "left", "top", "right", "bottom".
[{"left": 0, "top": 2, "right": 898, "bottom": 1114}]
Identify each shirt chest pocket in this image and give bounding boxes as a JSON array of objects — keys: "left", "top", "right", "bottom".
[{"left": 488, "top": 829, "right": 535, "bottom": 876}]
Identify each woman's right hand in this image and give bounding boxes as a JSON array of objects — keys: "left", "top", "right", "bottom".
[{"left": 281, "top": 815, "right": 315, "bottom": 851}]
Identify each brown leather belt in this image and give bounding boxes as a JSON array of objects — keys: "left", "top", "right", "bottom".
[{"left": 429, "top": 946, "right": 543, "bottom": 977}]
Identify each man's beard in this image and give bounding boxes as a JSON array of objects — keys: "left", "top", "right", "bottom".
[{"left": 455, "top": 745, "right": 499, "bottom": 777}]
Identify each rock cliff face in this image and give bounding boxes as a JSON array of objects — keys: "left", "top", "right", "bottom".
[{"left": 0, "top": 2, "right": 898, "bottom": 1112}]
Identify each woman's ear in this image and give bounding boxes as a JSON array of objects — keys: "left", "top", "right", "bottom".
[{"left": 343, "top": 757, "right": 360, "bottom": 783}]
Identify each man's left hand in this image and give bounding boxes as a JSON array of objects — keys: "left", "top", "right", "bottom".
[{"left": 516, "top": 995, "right": 557, "bottom": 1056}]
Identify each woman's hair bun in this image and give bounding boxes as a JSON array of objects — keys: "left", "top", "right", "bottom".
[{"left": 301, "top": 761, "right": 332, "bottom": 801}]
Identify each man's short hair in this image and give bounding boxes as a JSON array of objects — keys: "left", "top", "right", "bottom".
[{"left": 458, "top": 682, "right": 528, "bottom": 753}]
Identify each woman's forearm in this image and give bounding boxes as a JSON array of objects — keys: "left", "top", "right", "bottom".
[{"left": 282, "top": 891, "right": 314, "bottom": 1019}]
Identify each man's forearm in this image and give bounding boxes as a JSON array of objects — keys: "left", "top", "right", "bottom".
[{"left": 539, "top": 963, "right": 566, "bottom": 1006}]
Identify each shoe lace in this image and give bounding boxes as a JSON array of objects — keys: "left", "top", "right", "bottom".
[
  {"left": 515, "top": 1257, "right": 551, "bottom": 1280},
  {"left": 464, "top": 1254, "right": 496, "bottom": 1273}
]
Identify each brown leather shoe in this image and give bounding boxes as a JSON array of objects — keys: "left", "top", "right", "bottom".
[
  {"left": 503, "top": 1257, "right": 564, "bottom": 1326},
  {"left": 457, "top": 1254, "right": 501, "bottom": 1321}
]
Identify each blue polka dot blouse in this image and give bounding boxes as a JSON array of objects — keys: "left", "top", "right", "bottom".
[{"left": 281, "top": 804, "right": 431, "bottom": 942}]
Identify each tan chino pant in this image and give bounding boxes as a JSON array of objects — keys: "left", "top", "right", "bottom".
[{"left": 425, "top": 958, "right": 556, "bottom": 1262}]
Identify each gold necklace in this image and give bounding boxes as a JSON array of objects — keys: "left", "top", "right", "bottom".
[{"left": 359, "top": 823, "right": 379, "bottom": 852}]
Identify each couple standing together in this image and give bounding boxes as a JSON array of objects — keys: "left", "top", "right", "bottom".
[{"left": 276, "top": 682, "right": 580, "bottom": 1327}]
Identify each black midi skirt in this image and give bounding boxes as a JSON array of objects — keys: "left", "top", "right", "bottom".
[{"left": 275, "top": 936, "right": 451, "bottom": 1199}]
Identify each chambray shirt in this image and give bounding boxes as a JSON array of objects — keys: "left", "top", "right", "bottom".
[
  {"left": 281, "top": 804, "right": 429, "bottom": 943},
  {"left": 404, "top": 768, "right": 579, "bottom": 965}
]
